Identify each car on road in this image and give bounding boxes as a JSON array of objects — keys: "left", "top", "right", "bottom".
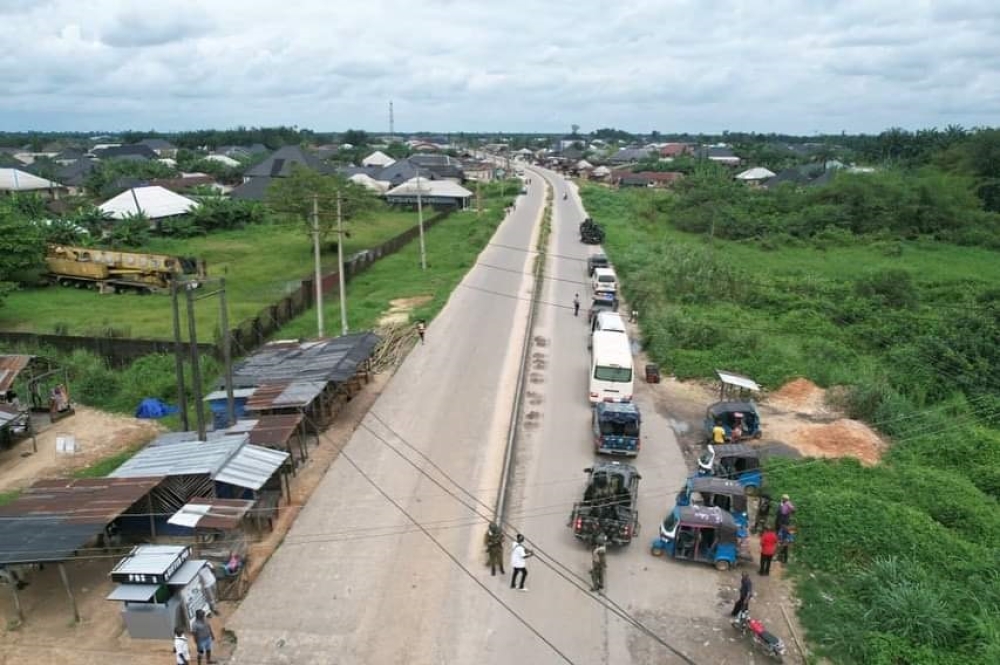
[
  {"left": 591, "top": 267, "right": 618, "bottom": 294},
  {"left": 587, "top": 253, "right": 610, "bottom": 276},
  {"left": 650, "top": 504, "right": 740, "bottom": 570},
  {"left": 587, "top": 293, "right": 618, "bottom": 323},
  {"left": 592, "top": 401, "right": 641, "bottom": 456},
  {"left": 569, "top": 461, "right": 641, "bottom": 546}
]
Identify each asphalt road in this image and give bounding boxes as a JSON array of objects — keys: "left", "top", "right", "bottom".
[
  {"left": 228, "top": 178, "right": 545, "bottom": 665},
  {"left": 229, "top": 168, "right": 730, "bottom": 665}
]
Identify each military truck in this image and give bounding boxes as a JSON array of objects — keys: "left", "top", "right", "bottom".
[{"left": 568, "top": 461, "right": 641, "bottom": 546}]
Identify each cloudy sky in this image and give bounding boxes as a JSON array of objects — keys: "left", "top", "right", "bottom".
[{"left": 2, "top": 0, "right": 999, "bottom": 135}]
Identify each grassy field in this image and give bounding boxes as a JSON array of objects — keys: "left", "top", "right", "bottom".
[
  {"left": 277, "top": 196, "right": 513, "bottom": 337},
  {"left": 0, "top": 210, "right": 422, "bottom": 340},
  {"left": 581, "top": 182, "right": 1000, "bottom": 664}
]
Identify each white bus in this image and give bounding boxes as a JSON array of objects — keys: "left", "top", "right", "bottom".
[{"left": 589, "top": 330, "right": 634, "bottom": 403}]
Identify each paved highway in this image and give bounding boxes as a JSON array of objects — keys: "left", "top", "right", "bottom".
[{"left": 229, "top": 167, "right": 733, "bottom": 665}]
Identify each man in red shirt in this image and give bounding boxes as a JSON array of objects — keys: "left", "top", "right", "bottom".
[{"left": 759, "top": 528, "right": 778, "bottom": 576}]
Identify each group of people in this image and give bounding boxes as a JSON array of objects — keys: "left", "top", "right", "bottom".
[
  {"left": 711, "top": 414, "right": 746, "bottom": 444},
  {"left": 731, "top": 493, "right": 798, "bottom": 618},
  {"left": 172, "top": 609, "right": 215, "bottom": 665},
  {"left": 485, "top": 523, "right": 608, "bottom": 594}
]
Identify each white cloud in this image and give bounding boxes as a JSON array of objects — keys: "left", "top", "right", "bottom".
[{"left": 0, "top": 0, "right": 998, "bottom": 132}]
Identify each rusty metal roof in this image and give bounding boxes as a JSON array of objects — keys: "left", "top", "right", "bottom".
[
  {"left": 245, "top": 381, "right": 325, "bottom": 411},
  {"left": 0, "top": 476, "right": 163, "bottom": 524},
  {"left": 229, "top": 331, "right": 379, "bottom": 388},
  {"left": 246, "top": 414, "right": 304, "bottom": 448},
  {"left": 0, "top": 354, "right": 33, "bottom": 393}
]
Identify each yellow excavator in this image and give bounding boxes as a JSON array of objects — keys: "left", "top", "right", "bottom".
[{"left": 46, "top": 245, "right": 205, "bottom": 294}]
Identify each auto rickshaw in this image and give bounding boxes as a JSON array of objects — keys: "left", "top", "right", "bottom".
[
  {"left": 698, "top": 444, "right": 764, "bottom": 493},
  {"left": 703, "top": 401, "right": 762, "bottom": 443},
  {"left": 675, "top": 476, "right": 749, "bottom": 529},
  {"left": 650, "top": 505, "right": 740, "bottom": 570}
]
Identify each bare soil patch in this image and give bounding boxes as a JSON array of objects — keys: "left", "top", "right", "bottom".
[
  {"left": 0, "top": 406, "right": 164, "bottom": 493},
  {"left": 378, "top": 295, "right": 433, "bottom": 327},
  {"left": 792, "top": 418, "right": 885, "bottom": 466}
]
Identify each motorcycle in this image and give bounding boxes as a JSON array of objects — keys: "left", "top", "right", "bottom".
[{"left": 732, "top": 610, "right": 787, "bottom": 662}]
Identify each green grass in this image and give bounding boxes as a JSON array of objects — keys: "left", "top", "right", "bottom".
[
  {"left": 72, "top": 445, "right": 144, "bottom": 478},
  {"left": 277, "top": 201, "right": 510, "bottom": 338},
  {"left": 0, "top": 211, "right": 423, "bottom": 340},
  {"left": 0, "top": 489, "right": 20, "bottom": 506}
]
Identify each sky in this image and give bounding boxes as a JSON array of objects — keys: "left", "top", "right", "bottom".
[{"left": 1, "top": 0, "right": 999, "bottom": 135}]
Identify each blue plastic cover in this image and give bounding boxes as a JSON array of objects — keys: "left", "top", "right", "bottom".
[{"left": 134, "top": 398, "right": 179, "bottom": 419}]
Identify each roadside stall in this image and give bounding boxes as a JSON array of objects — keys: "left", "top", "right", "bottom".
[{"left": 106, "top": 544, "right": 216, "bottom": 639}]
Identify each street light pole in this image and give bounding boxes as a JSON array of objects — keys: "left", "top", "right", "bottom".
[
  {"left": 416, "top": 166, "right": 427, "bottom": 270},
  {"left": 336, "top": 192, "right": 348, "bottom": 335},
  {"left": 311, "top": 194, "right": 325, "bottom": 338}
]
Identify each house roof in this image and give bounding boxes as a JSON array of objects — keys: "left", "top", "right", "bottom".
[
  {"left": 609, "top": 147, "right": 655, "bottom": 163},
  {"left": 92, "top": 144, "right": 158, "bottom": 160},
  {"left": 214, "top": 443, "right": 288, "bottom": 490},
  {"left": 99, "top": 185, "right": 199, "bottom": 220},
  {"left": 349, "top": 173, "right": 391, "bottom": 193},
  {"left": 0, "top": 168, "right": 63, "bottom": 191},
  {"left": 230, "top": 332, "right": 381, "bottom": 388},
  {"left": 361, "top": 150, "right": 395, "bottom": 168},
  {"left": 735, "top": 167, "right": 776, "bottom": 181},
  {"left": 245, "top": 380, "right": 327, "bottom": 411},
  {"left": 229, "top": 176, "right": 275, "bottom": 201},
  {"left": 0, "top": 354, "right": 34, "bottom": 392},
  {"left": 167, "top": 498, "right": 256, "bottom": 530},
  {"left": 204, "top": 154, "right": 242, "bottom": 168},
  {"left": 0, "top": 518, "right": 102, "bottom": 565},
  {"left": 244, "top": 145, "right": 332, "bottom": 178},
  {"left": 138, "top": 138, "right": 176, "bottom": 151},
  {"left": 0, "top": 477, "right": 162, "bottom": 524},
  {"left": 660, "top": 143, "right": 693, "bottom": 157},
  {"left": 386, "top": 177, "right": 473, "bottom": 199}
]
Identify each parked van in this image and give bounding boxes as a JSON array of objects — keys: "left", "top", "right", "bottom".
[
  {"left": 589, "top": 330, "right": 634, "bottom": 403},
  {"left": 592, "top": 267, "right": 618, "bottom": 294},
  {"left": 589, "top": 311, "right": 628, "bottom": 349}
]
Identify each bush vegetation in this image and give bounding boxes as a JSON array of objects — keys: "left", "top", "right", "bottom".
[{"left": 581, "top": 169, "right": 1000, "bottom": 663}]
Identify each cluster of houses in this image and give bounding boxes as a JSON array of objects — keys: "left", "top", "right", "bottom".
[{"left": 0, "top": 135, "right": 489, "bottom": 225}]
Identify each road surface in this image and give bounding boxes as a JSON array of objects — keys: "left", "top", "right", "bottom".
[{"left": 229, "top": 169, "right": 741, "bottom": 665}]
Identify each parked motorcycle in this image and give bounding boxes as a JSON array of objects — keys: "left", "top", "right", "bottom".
[{"left": 732, "top": 609, "right": 787, "bottom": 662}]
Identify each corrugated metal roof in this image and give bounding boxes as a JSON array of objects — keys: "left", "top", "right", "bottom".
[
  {"left": 99, "top": 185, "right": 199, "bottom": 220},
  {"left": 110, "top": 435, "right": 246, "bottom": 479},
  {"left": 168, "top": 498, "right": 255, "bottom": 530},
  {"left": 0, "top": 404, "right": 22, "bottom": 428},
  {"left": 0, "top": 477, "right": 162, "bottom": 524},
  {"left": 170, "top": 559, "right": 208, "bottom": 586},
  {"left": 214, "top": 444, "right": 288, "bottom": 491},
  {"left": 111, "top": 544, "right": 189, "bottom": 578},
  {"left": 203, "top": 388, "right": 256, "bottom": 402},
  {"left": 715, "top": 370, "right": 761, "bottom": 393},
  {"left": 245, "top": 381, "right": 325, "bottom": 410},
  {"left": 0, "top": 354, "right": 33, "bottom": 393},
  {"left": 246, "top": 414, "right": 303, "bottom": 448},
  {"left": 0, "top": 518, "right": 98, "bottom": 565},
  {"left": 106, "top": 584, "right": 160, "bottom": 602},
  {"left": 230, "top": 332, "right": 379, "bottom": 387}
]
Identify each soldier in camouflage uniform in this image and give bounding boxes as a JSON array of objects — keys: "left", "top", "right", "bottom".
[
  {"left": 591, "top": 534, "right": 608, "bottom": 592},
  {"left": 485, "top": 522, "right": 505, "bottom": 576}
]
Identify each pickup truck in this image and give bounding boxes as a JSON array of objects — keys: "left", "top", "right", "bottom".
[
  {"left": 568, "top": 461, "right": 641, "bottom": 546},
  {"left": 593, "top": 402, "right": 641, "bottom": 456}
]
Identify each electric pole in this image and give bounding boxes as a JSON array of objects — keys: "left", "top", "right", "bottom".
[
  {"left": 336, "top": 192, "right": 348, "bottom": 336},
  {"left": 185, "top": 282, "right": 206, "bottom": 441},
  {"left": 416, "top": 167, "right": 427, "bottom": 270},
  {"left": 170, "top": 281, "right": 189, "bottom": 431},
  {"left": 312, "top": 194, "right": 324, "bottom": 338},
  {"left": 219, "top": 277, "right": 235, "bottom": 428}
]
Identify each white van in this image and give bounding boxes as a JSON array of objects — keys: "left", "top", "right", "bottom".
[
  {"left": 592, "top": 267, "right": 618, "bottom": 294},
  {"left": 589, "top": 330, "right": 634, "bottom": 403},
  {"left": 591, "top": 311, "right": 627, "bottom": 335}
]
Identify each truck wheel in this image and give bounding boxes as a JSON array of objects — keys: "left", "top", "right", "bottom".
[
  {"left": 715, "top": 559, "right": 731, "bottom": 571},
  {"left": 650, "top": 546, "right": 663, "bottom": 557}
]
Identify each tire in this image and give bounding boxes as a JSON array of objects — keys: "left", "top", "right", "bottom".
[
  {"left": 715, "top": 559, "right": 731, "bottom": 571},
  {"left": 650, "top": 546, "right": 663, "bottom": 557}
]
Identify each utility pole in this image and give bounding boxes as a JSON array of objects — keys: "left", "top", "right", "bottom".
[
  {"left": 218, "top": 277, "right": 235, "bottom": 428},
  {"left": 170, "top": 281, "right": 189, "bottom": 431},
  {"left": 336, "top": 192, "right": 348, "bottom": 335},
  {"left": 312, "top": 194, "right": 325, "bottom": 338},
  {"left": 185, "top": 282, "right": 207, "bottom": 441},
  {"left": 476, "top": 179, "right": 482, "bottom": 217},
  {"left": 416, "top": 167, "right": 427, "bottom": 270}
]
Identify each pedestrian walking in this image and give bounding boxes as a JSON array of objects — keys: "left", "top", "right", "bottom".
[
  {"left": 573, "top": 294, "right": 580, "bottom": 317},
  {"left": 191, "top": 609, "right": 215, "bottom": 665},
  {"left": 484, "top": 522, "right": 505, "bottom": 577},
  {"left": 173, "top": 627, "right": 191, "bottom": 665},
  {"left": 630, "top": 308, "right": 638, "bottom": 323},
  {"left": 777, "top": 525, "right": 796, "bottom": 564},
  {"left": 752, "top": 494, "right": 772, "bottom": 534},
  {"left": 510, "top": 533, "right": 532, "bottom": 591},
  {"left": 730, "top": 572, "right": 753, "bottom": 617},
  {"left": 416, "top": 320, "right": 426, "bottom": 345},
  {"left": 759, "top": 528, "right": 778, "bottom": 576},
  {"left": 590, "top": 534, "right": 607, "bottom": 592}
]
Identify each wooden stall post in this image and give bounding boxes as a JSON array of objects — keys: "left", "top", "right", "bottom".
[{"left": 58, "top": 562, "right": 80, "bottom": 623}]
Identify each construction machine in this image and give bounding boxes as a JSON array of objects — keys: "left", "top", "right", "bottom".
[{"left": 46, "top": 245, "right": 204, "bottom": 294}]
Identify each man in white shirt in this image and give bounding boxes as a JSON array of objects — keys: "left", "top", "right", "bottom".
[
  {"left": 174, "top": 627, "right": 191, "bottom": 665},
  {"left": 510, "top": 533, "right": 531, "bottom": 591}
]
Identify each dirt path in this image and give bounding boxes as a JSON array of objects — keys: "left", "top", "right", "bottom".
[
  {"left": 0, "top": 373, "right": 390, "bottom": 665},
  {"left": 0, "top": 407, "right": 164, "bottom": 493}
]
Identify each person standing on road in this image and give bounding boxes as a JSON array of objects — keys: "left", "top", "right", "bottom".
[
  {"left": 759, "top": 528, "right": 778, "bottom": 576},
  {"left": 174, "top": 627, "right": 191, "bottom": 665},
  {"left": 192, "top": 609, "right": 215, "bottom": 665},
  {"left": 573, "top": 294, "right": 580, "bottom": 317},
  {"left": 590, "top": 534, "right": 608, "bottom": 592},
  {"left": 416, "top": 320, "right": 426, "bottom": 345},
  {"left": 731, "top": 572, "right": 753, "bottom": 617},
  {"left": 510, "top": 534, "right": 531, "bottom": 591},
  {"left": 485, "top": 522, "right": 505, "bottom": 577}
]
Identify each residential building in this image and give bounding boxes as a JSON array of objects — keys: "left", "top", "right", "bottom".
[
  {"left": 90, "top": 144, "right": 158, "bottom": 161},
  {"left": 99, "top": 185, "right": 199, "bottom": 224},
  {"left": 613, "top": 170, "right": 684, "bottom": 188},
  {"left": 696, "top": 145, "right": 741, "bottom": 166},
  {"left": 232, "top": 145, "right": 334, "bottom": 201},
  {"left": 0, "top": 168, "right": 67, "bottom": 199},
  {"left": 735, "top": 167, "right": 776, "bottom": 186},
  {"left": 137, "top": 138, "right": 178, "bottom": 158},
  {"left": 385, "top": 177, "right": 473, "bottom": 209}
]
